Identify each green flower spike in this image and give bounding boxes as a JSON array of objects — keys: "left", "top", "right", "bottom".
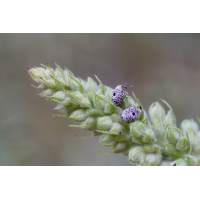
[{"left": 28, "top": 62, "right": 200, "bottom": 166}]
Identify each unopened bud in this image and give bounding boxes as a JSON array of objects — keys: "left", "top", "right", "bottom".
[
  {"left": 130, "top": 121, "right": 156, "bottom": 144},
  {"left": 111, "top": 114, "right": 124, "bottom": 124},
  {"left": 143, "top": 152, "right": 161, "bottom": 166},
  {"left": 96, "top": 85, "right": 105, "bottom": 95},
  {"left": 43, "top": 79, "right": 56, "bottom": 88},
  {"left": 125, "top": 97, "right": 136, "bottom": 108},
  {"left": 54, "top": 66, "right": 63, "bottom": 78},
  {"left": 152, "top": 119, "right": 165, "bottom": 136},
  {"left": 149, "top": 102, "right": 165, "bottom": 122},
  {"left": 41, "top": 89, "right": 54, "bottom": 96},
  {"left": 86, "top": 77, "right": 98, "bottom": 93},
  {"left": 50, "top": 91, "right": 67, "bottom": 101},
  {"left": 94, "top": 94, "right": 107, "bottom": 110},
  {"left": 128, "top": 146, "right": 145, "bottom": 165},
  {"left": 165, "top": 124, "right": 182, "bottom": 145},
  {"left": 61, "top": 97, "right": 72, "bottom": 106},
  {"left": 141, "top": 145, "right": 161, "bottom": 166},
  {"left": 69, "top": 109, "right": 88, "bottom": 122},
  {"left": 163, "top": 110, "right": 176, "bottom": 126},
  {"left": 99, "top": 134, "right": 117, "bottom": 146},
  {"left": 28, "top": 67, "right": 47, "bottom": 83},
  {"left": 70, "top": 91, "right": 91, "bottom": 108},
  {"left": 37, "top": 83, "right": 46, "bottom": 90},
  {"left": 68, "top": 76, "right": 81, "bottom": 91},
  {"left": 181, "top": 120, "right": 199, "bottom": 151},
  {"left": 53, "top": 104, "right": 66, "bottom": 112},
  {"left": 185, "top": 155, "right": 198, "bottom": 166},
  {"left": 181, "top": 119, "right": 199, "bottom": 134},
  {"left": 97, "top": 116, "right": 113, "bottom": 131},
  {"left": 104, "top": 103, "right": 115, "bottom": 114},
  {"left": 109, "top": 122, "right": 125, "bottom": 134},
  {"left": 79, "top": 117, "right": 97, "bottom": 131},
  {"left": 112, "top": 142, "right": 130, "bottom": 153},
  {"left": 105, "top": 86, "right": 113, "bottom": 98},
  {"left": 176, "top": 137, "right": 190, "bottom": 151}
]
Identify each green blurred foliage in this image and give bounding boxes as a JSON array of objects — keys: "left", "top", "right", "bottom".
[{"left": 0, "top": 33, "right": 200, "bottom": 165}]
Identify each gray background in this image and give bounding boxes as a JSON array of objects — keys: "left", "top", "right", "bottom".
[{"left": 1, "top": 33, "right": 200, "bottom": 165}]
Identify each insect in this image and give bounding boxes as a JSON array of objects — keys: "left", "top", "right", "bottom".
[
  {"left": 111, "top": 85, "right": 128, "bottom": 108},
  {"left": 121, "top": 106, "right": 142, "bottom": 123}
]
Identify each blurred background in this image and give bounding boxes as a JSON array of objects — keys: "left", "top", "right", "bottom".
[{"left": 0, "top": 33, "right": 200, "bottom": 165}]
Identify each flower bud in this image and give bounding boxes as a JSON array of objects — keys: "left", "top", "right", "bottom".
[
  {"left": 109, "top": 122, "right": 125, "bottom": 134},
  {"left": 176, "top": 137, "right": 190, "bottom": 151},
  {"left": 54, "top": 105, "right": 75, "bottom": 117},
  {"left": 87, "top": 92, "right": 95, "bottom": 102},
  {"left": 104, "top": 103, "right": 115, "bottom": 114},
  {"left": 69, "top": 109, "right": 88, "bottom": 122},
  {"left": 130, "top": 121, "right": 156, "bottom": 145},
  {"left": 181, "top": 119, "right": 199, "bottom": 134},
  {"left": 50, "top": 91, "right": 67, "bottom": 101},
  {"left": 144, "top": 144, "right": 160, "bottom": 154},
  {"left": 63, "top": 69, "right": 70, "bottom": 85},
  {"left": 54, "top": 66, "right": 63, "bottom": 78},
  {"left": 79, "top": 117, "right": 97, "bottom": 131},
  {"left": 111, "top": 114, "right": 124, "bottom": 124},
  {"left": 96, "top": 85, "right": 105, "bottom": 95},
  {"left": 105, "top": 86, "right": 113, "bottom": 98},
  {"left": 68, "top": 76, "right": 83, "bottom": 92},
  {"left": 141, "top": 145, "right": 161, "bottom": 165},
  {"left": 112, "top": 142, "right": 130, "bottom": 153},
  {"left": 55, "top": 77, "right": 68, "bottom": 90},
  {"left": 152, "top": 119, "right": 165, "bottom": 136},
  {"left": 143, "top": 153, "right": 161, "bottom": 166},
  {"left": 97, "top": 116, "right": 113, "bottom": 131},
  {"left": 61, "top": 97, "right": 72, "bottom": 106},
  {"left": 124, "top": 97, "right": 136, "bottom": 108},
  {"left": 94, "top": 94, "right": 106, "bottom": 110},
  {"left": 181, "top": 120, "right": 199, "bottom": 151},
  {"left": 41, "top": 89, "right": 54, "bottom": 96},
  {"left": 86, "top": 77, "right": 97, "bottom": 93},
  {"left": 165, "top": 124, "right": 182, "bottom": 145},
  {"left": 163, "top": 110, "right": 176, "bottom": 126},
  {"left": 44, "top": 68, "right": 54, "bottom": 78},
  {"left": 70, "top": 91, "right": 91, "bottom": 108},
  {"left": 185, "top": 155, "right": 198, "bottom": 166},
  {"left": 142, "top": 119, "right": 151, "bottom": 129},
  {"left": 70, "top": 91, "right": 83, "bottom": 102},
  {"left": 128, "top": 146, "right": 145, "bottom": 165},
  {"left": 28, "top": 67, "right": 48, "bottom": 83},
  {"left": 53, "top": 104, "right": 66, "bottom": 112},
  {"left": 169, "top": 159, "right": 187, "bottom": 166},
  {"left": 149, "top": 102, "right": 165, "bottom": 123},
  {"left": 37, "top": 83, "right": 46, "bottom": 90},
  {"left": 99, "top": 134, "right": 117, "bottom": 146}
]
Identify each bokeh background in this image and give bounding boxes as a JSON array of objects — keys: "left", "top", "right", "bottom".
[{"left": 1, "top": 33, "right": 200, "bottom": 165}]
